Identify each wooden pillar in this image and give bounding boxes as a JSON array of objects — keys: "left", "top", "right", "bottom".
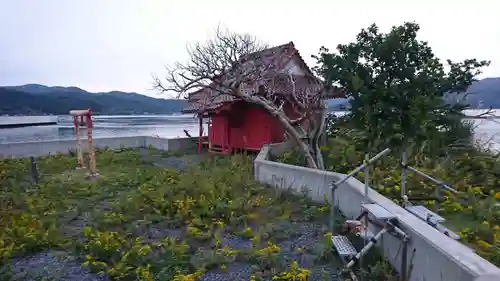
[
  {"left": 208, "top": 118, "right": 212, "bottom": 150},
  {"left": 73, "top": 116, "right": 85, "bottom": 169},
  {"left": 222, "top": 116, "right": 227, "bottom": 152},
  {"left": 226, "top": 118, "right": 230, "bottom": 153},
  {"left": 198, "top": 115, "right": 203, "bottom": 153},
  {"left": 86, "top": 113, "right": 97, "bottom": 177}
]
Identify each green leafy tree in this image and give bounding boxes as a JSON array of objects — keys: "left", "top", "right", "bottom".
[{"left": 314, "top": 22, "right": 490, "bottom": 153}]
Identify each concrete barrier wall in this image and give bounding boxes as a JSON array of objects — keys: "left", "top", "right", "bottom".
[
  {"left": 0, "top": 136, "right": 146, "bottom": 158},
  {"left": 0, "top": 136, "right": 198, "bottom": 158},
  {"left": 143, "top": 136, "right": 197, "bottom": 151},
  {"left": 0, "top": 116, "right": 58, "bottom": 126},
  {"left": 254, "top": 145, "right": 500, "bottom": 281},
  {"left": 168, "top": 137, "right": 197, "bottom": 151},
  {"left": 144, "top": 136, "right": 169, "bottom": 150}
]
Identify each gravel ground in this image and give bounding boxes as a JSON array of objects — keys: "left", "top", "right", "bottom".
[
  {"left": 136, "top": 147, "right": 207, "bottom": 170},
  {"left": 200, "top": 263, "right": 253, "bottom": 281},
  {"left": 6, "top": 225, "right": 340, "bottom": 281},
  {"left": 220, "top": 233, "right": 252, "bottom": 250},
  {"left": 195, "top": 221, "right": 341, "bottom": 280},
  {"left": 151, "top": 154, "right": 206, "bottom": 170},
  {"left": 275, "top": 222, "right": 340, "bottom": 280},
  {"left": 9, "top": 251, "right": 109, "bottom": 281}
]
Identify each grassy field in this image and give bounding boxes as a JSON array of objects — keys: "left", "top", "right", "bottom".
[{"left": 0, "top": 148, "right": 395, "bottom": 281}]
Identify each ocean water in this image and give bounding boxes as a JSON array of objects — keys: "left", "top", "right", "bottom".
[
  {"left": 331, "top": 109, "right": 500, "bottom": 151},
  {"left": 0, "top": 110, "right": 499, "bottom": 151},
  {"left": 0, "top": 114, "right": 208, "bottom": 144}
]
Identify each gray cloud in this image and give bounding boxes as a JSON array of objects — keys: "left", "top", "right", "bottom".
[{"left": 1, "top": 0, "right": 498, "bottom": 96}]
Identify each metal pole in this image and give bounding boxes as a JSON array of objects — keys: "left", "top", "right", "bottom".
[
  {"left": 361, "top": 153, "right": 370, "bottom": 281},
  {"left": 406, "top": 166, "right": 458, "bottom": 194},
  {"left": 364, "top": 154, "right": 369, "bottom": 201},
  {"left": 73, "top": 116, "right": 85, "bottom": 169},
  {"left": 434, "top": 185, "right": 440, "bottom": 213},
  {"left": 330, "top": 184, "right": 336, "bottom": 234},
  {"left": 401, "top": 151, "right": 407, "bottom": 202},
  {"left": 400, "top": 238, "right": 409, "bottom": 281},
  {"left": 332, "top": 148, "right": 391, "bottom": 188}
]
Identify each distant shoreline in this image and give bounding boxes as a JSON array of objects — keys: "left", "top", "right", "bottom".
[
  {"left": 463, "top": 116, "right": 500, "bottom": 120},
  {"left": 0, "top": 122, "right": 57, "bottom": 129},
  {"left": 330, "top": 109, "right": 500, "bottom": 119},
  {"left": 2, "top": 110, "right": 500, "bottom": 121},
  {"left": 0, "top": 116, "right": 58, "bottom": 129}
]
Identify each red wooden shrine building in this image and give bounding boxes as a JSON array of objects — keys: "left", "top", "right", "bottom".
[{"left": 182, "top": 42, "right": 344, "bottom": 154}]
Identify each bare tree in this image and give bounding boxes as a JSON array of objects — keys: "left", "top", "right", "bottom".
[{"left": 152, "top": 26, "right": 343, "bottom": 169}]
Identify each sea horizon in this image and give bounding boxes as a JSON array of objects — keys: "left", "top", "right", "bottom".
[{"left": 1, "top": 110, "right": 500, "bottom": 151}]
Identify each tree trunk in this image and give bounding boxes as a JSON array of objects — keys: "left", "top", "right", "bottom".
[
  {"left": 275, "top": 112, "right": 319, "bottom": 169},
  {"left": 310, "top": 103, "right": 327, "bottom": 170}
]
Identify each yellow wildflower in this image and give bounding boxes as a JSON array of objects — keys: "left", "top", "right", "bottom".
[
  {"left": 476, "top": 240, "right": 492, "bottom": 250},
  {"left": 494, "top": 192, "right": 500, "bottom": 199}
]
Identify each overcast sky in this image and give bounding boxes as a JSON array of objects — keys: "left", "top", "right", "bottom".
[{"left": 1, "top": 0, "right": 499, "bottom": 98}]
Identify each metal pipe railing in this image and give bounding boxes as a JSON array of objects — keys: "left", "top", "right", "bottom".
[
  {"left": 345, "top": 227, "right": 388, "bottom": 269},
  {"left": 402, "top": 152, "right": 458, "bottom": 213},
  {"left": 332, "top": 148, "right": 391, "bottom": 189},
  {"left": 329, "top": 147, "right": 415, "bottom": 281},
  {"left": 330, "top": 148, "right": 391, "bottom": 233},
  {"left": 329, "top": 146, "right": 464, "bottom": 280}
]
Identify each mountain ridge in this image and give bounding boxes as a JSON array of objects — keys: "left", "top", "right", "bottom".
[
  {"left": 327, "top": 77, "right": 500, "bottom": 110},
  {"left": 1, "top": 77, "right": 499, "bottom": 115},
  {"left": 0, "top": 84, "right": 187, "bottom": 115}
]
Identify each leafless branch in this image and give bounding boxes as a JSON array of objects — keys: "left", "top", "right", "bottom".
[
  {"left": 471, "top": 106, "right": 495, "bottom": 118},
  {"left": 151, "top": 26, "right": 340, "bottom": 169},
  {"left": 152, "top": 25, "right": 268, "bottom": 96}
]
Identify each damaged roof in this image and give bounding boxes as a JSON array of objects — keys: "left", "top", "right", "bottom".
[{"left": 182, "top": 41, "right": 344, "bottom": 113}]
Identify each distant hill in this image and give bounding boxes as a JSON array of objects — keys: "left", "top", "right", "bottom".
[
  {"left": 1, "top": 77, "right": 498, "bottom": 115},
  {"left": 327, "top": 77, "right": 500, "bottom": 111},
  {"left": 0, "top": 84, "right": 187, "bottom": 115},
  {"left": 460, "top": 77, "right": 500, "bottom": 108}
]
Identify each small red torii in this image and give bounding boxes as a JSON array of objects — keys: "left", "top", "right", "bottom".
[{"left": 69, "top": 109, "right": 98, "bottom": 178}]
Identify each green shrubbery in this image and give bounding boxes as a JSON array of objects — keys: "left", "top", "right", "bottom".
[{"left": 3, "top": 148, "right": 386, "bottom": 280}]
